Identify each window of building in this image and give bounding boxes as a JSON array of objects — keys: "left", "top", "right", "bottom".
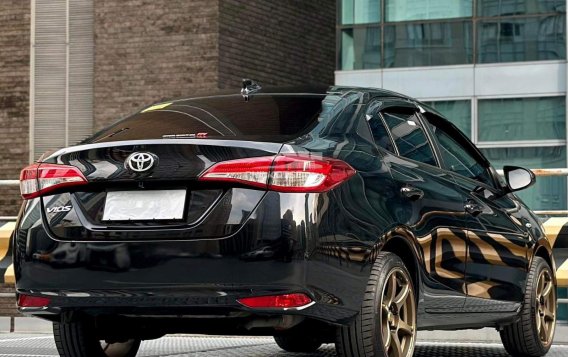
[
  {"left": 478, "top": 96, "right": 565, "bottom": 142},
  {"left": 341, "top": 0, "right": 381, "bottom": 24},
  {"left": 477, "top": 0, "right": 566, "bottom": 17},
  {"left": 341, "top": 27, "right": 381, "bottom": 70},
  {"left": 422, "top": 100, "right": 472, "bottom": 137},
  {"left": 383, "top": 21, "right": 473, "bottom": 67},
  {"left": 482, "top": 147, "right": 567, "bottom": 210},
  {"left": 477, "top": 95, "right": 567, "bottom": 210},
  {"left": 386, "top": 0, "right": 473, "bottom": 22},
  {"left": 477, "top": 15, "right": 566, "bottom": 63},
  {"left": 336, "top": 0, "right": 566, "bottom": 69},
  {"left": 382, "top": 110, "right": 437, "bottom": 166}
]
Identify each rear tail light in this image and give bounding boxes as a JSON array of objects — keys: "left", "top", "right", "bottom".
[
  {"left": 199, "top": 154, "right": 355, "bottom": 192},
  {"left": 237, "top": 293, "right": 313, "bottom": 309},
  {"left": 17, "top": 294, "right": 51, "bottom": 308},
  {"left": 20, "top": 163, "right": 88, "bottom": 199}
]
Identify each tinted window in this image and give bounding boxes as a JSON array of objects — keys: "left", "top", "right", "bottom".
[
  {"left": 386, "top": 0, "right": 473, "bottom": 22},
  {"left": 341, "top": 0, "right": 381, "bottom": 24},
  {"left": 84, "top": 94, "right": 325, "bottom": 143},
  {"left": 367, "top": 114, "right": 395, "bottom": 152},
  {"left": 477, "top": 0, "right": 565, "bottom": 17},
  {"left": 477, "top": 15, "right": 566, "bottom": 63},
  {"left": 341, "top": 27, "right": 381, "bottom": 70},
  {"left": 382, "top": 110, "right": 437, "bottom": 166},
  {"left": 428, "top": 119, "right": 495, "bottom": 187},
  {"left": 384, "top": 21, "right": 473, "bottom": 68},
  {"left": 478, "top": 96, "right": 566, "bottom": 141}
]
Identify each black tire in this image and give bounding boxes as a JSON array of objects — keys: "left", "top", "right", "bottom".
[
  {"left": 274, "top": 334, "right": 322, "bottom": 353},
  {"left": 53, "top": 320, "right": 141, "bottom": 357},
  {"left": 500, "top": 256, "right": 557, "bottom": 357},
  {"left": 336, "top": 251, "right": 417, "bottom": 357}
]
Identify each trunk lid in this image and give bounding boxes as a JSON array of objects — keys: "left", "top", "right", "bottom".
[{"left": 36, "top": 92, "right": 327, "bottom": 241}]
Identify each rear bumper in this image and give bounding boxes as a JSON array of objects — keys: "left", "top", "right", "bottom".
[
  {"left": 14, "top": 191, "right": 372, "bottom": 326},
  {"left": 16, "top": 261, "right": 357, "bottom": 326}
]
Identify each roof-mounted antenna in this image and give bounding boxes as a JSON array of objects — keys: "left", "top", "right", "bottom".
[{"left": 241, "top": 79, "right": 262, "bottom": 102}]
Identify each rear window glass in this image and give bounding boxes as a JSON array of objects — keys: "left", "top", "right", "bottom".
[{"left": 85, "top": 94, "right": 325, "bottom": 143}]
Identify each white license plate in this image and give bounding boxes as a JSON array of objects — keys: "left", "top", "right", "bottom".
[{"left": 102, "top": 189, "right": 186, "bottom": 221}]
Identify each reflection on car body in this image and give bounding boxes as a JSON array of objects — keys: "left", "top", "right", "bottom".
[{"left": 14, "top": 84, "right": 556, "bottom": 357}]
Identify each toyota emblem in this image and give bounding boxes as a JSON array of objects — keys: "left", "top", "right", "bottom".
[{"left": 126, "top": 152, "right": 157, "bottom": 172}]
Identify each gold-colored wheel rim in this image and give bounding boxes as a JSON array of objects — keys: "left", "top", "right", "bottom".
[
  {"left": 535, "top": 268, "right": 556, "bottom": 347},
  {"left": 100, "top": 339, "right": 137, "bottom": 357},
  {"left": 380, "top": 268, "right": 416, "bottom": 357}
]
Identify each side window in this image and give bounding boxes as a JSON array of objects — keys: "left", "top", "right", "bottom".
[
  {"left": 427, "top": 117, "right": 495, "bottom": 187},
  {"left": 367, "top": 114, "right": 395, "bottom": 153},
  {"left": 381, "top": 109, "right": 437, "bottom": 166}
]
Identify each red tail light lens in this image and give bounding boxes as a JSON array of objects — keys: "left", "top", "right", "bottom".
[
  {"left": 197, "top": 156, "right": 274, "bottom": 189},
  {"left": 20, "top": 163, "right": 88, "bottom": 199},
  {"left": 237, "top": 293, "right": 312, "bottom": 309},
  {"left": 199, "top": 154, "right": 355, "bottom": 192},
  {"left": 17, "top": 294, "right": 51, "bottom": 308}
]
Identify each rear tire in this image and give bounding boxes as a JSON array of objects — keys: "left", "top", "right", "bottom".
[
  {"left": 336, "top": 251, "right": 417, "bottom": 357},
  {"left": 274, "top": 334, "right": 322, "bottom": 353},
  {"left": 500, "top": 256, "right": 556, "bottom": 357},
  {"left": 53, "top": 320, "right": 141, "bottom": 357}
]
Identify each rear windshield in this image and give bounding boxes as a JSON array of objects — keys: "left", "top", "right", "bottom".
[{"left": 84, "top": 94, "right": 325, "bottom": 143}]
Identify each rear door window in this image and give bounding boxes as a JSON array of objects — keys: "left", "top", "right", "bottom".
[
  {"left": 381, "top": 109, "right": 437, "bottom": 167},
  {"left": 366, "top": 113, "right": 396, "bottom": 153}
]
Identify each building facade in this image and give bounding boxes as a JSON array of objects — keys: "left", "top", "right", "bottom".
[
  {"left": 336, "top": 0, "right": 567, "bottom": 211},
  {"left": 0, "top": 0, "right": 336, "bottom": 216}
]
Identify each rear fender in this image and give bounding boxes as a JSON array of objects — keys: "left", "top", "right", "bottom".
[{"left": 374, "top": 226, "right": 423, "bottom": 298}]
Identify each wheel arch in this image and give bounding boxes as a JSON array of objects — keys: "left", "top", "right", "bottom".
[
  {"left": 378, "top": 227, "right": 423, "bottom": 299},
  {"left": 532, "top": 239, "right": 556, "bottom": 282}
]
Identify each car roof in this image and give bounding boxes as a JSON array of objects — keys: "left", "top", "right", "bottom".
[{"left": 156, "top": 85, "right": 414, "bottom": 106}]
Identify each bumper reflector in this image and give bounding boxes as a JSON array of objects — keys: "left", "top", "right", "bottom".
[
  {"left": 17, "top": 295, "right": 51, "bottom": 308},
  {"left": 237, "top": 293, "right": 312, "bottom": 309}
]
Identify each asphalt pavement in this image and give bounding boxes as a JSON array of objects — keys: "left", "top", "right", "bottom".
[{"left": 1, "top": 332, "right": 568, "bottom": 357}]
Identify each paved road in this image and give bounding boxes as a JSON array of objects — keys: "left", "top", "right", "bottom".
[{"left": 1, "top": 334, "right": 568, "bottom": 357}]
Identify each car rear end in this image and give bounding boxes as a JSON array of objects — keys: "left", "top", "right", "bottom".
[{"left": 13, "top": 90, "right": 367, "bottom": 337}]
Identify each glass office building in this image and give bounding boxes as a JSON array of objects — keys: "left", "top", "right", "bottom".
[{"left": 336, "top": 0, "right": 567, "bottom": 210}]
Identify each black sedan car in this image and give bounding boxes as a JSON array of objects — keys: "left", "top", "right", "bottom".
[{"left": 14, "top": 84, "right": 556, "bottom": 357}]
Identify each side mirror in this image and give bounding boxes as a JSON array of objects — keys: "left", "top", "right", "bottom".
[{"left": 503, "top": 166, "right": 535, "bottom": 192}]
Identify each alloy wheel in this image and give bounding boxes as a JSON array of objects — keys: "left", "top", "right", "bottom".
[
  {"left": 100, "top": 339, "right": 139, "bottom": 357},
  {"left": 535, "top": 268, "right": 556, "bottom": 347},
  {"left": 380, "top": 268, "right": 416, "bottom": 357}
]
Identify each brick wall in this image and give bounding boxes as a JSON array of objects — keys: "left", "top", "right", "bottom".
[
  {"left": 218, "top": 0, "right": 336, "bottom": 89},
  {"left": 93, "top": 0, "right": 220, "bottom": 130},
  {"left": 0, "top": 1, "right": 336, "bottom": 217},
  {"left": 0, "top": 1, "right": 30, "bottom": 217},
  {"left": 94, "top": 0, "right": 337, "bottom": 131}
]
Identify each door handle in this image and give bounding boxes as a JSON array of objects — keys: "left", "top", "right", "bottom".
[
  {"left": 464, "top": 200, "right": 483, "bottom": 216},
  {"left": 401, "top": 186, "right": 424, "bottom": 200}
]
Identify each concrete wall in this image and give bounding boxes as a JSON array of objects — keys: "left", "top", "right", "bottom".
[{"left": 0, "top": 2, "right": 30, "bottom": 217}]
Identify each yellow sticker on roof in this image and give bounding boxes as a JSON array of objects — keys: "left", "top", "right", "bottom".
[{"left": 141, "top": 102, "right": 172, "bottom": 113}]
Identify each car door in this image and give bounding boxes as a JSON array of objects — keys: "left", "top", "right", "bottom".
[
  {"left": 367, "top": 99, "right": 468, "bottom": 311},
  {"left": 422, "top": 111, "right": 530, "bottom": 310}
]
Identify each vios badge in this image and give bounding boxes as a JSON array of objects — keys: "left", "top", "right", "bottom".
[{"left": 126, "top": 152, "right": 157, "bottom": 173}]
